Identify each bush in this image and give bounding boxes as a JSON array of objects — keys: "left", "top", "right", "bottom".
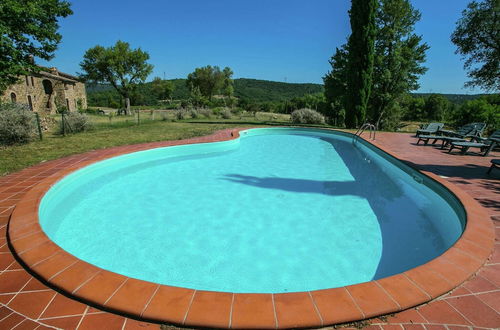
[
  {"left": 221, "top": 109, "right": 232, "bottom": 119},
  {"left": 198, "top": 108, "right": 212, "bottom": 118},
  {"left": 174, "top": 110, "right": 188, "bottom": 120},
  {"left": 0, "top": 103, "right": 37, "bottom": 145},
  {"left": 58, "top": 112, "right": 92, "bottom": 134},
  {"left": 189, "top": 109, "right": 200, "bottom": 119},
  {"left": 451, "top": 97, "right": 499, "bottom": 133},
  {"left": 231, "top": 107, "right": 243, "bottom": 115},
  {"left": 291, "top": 108, "right": 325, "bottom": 125},
  {"left": 212, "top": 107, "right": 224, "bottom": 117}
]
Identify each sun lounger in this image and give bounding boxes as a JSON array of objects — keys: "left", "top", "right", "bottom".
[
  {"left": 448, "top": 129, "right": 500, "bottom": 156},
  {"left": 487, "top": 159, "right": 500, "bottom": 174},
  {"left": 416, "top": 123, "right": 444, "bottom": 137},
  {"left": 417, "top": 123, "right": 485, "bottom": 148}
]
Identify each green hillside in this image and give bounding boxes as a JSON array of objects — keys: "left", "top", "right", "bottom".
[
  {"left": 86, "top": 78, "right": 487, "bottom": 108},
  {"left": 86, "top": 78, "right": 325, "bottom": 105}
]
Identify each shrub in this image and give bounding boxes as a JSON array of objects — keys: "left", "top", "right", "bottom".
[
  {"left": 189, "top": 109, "right": 200, "bottom": 119},
  {"left": 174, "top": 110, "right": 188, "bottom": 120},
  {"left": 212, "top": 107, "right": 224, "bottom": 117},
  {"left": 58, "top": 112, "right": 92, "bottom": 134},
  {"left": 198, "top": 108, "right": 212, "bottom": 118},
  {"left": 230, "top": 107, "right": 243, "bottom": 116},
  {"left": 291, "top": 108, "right": 325, "bottom": 125},
  {"left": 221, "top": 109, "right": 232, "bottom": 119},
  {"left": 0, "top": 103, "right": 37, "bottom": 145}
]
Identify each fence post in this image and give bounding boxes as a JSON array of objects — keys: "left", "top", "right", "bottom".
[
  {"left": 61, "top": 113, "right": 66, "bottom": 136},
  {"left": 34, "top": 112, "right": 43, "bottom": 140}
]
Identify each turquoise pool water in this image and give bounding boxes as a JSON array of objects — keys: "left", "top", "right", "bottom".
[{"left": 39, "top": 128, "right": 464, "bottom": 293}]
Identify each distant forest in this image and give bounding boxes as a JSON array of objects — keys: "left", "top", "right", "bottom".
[
  {"left": 86, "top": 78, "right": 325, "bottom": 107},
  {"left": 86, "top": 78, "right": 485, "bottom": 108}
]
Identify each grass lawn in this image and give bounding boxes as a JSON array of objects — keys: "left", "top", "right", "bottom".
[{"left": 0, "top": 112, "right": 291, "bottom": 176}]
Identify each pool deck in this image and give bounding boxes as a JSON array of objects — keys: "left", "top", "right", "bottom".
[{"left": 0, "top": 129, "right": 499, "bottom": 329}]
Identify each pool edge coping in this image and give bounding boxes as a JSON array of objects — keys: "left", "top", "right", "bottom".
[{"left": 7, "top": 127, "right": 495, "bottom": 330}]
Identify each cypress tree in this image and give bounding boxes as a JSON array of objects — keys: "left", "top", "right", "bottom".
[{"left": 345, "top": 0, "right": 377, "bottom": 128}]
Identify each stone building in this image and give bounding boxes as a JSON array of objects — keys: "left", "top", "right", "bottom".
[{"left": 1, "top": 67, "right": 87, "bottom": 113}]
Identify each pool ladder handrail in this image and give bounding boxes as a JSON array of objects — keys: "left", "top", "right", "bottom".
[{"left": 353, "top": 122, "right": 377, "bottom": 143}]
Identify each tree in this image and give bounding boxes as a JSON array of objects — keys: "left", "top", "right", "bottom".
[
  {"left": 400, "top": 95, "right": 426, "bottom": 120},
  {"left": 0, "top": 0, "right": 72, "bottom": 92},
  {"left": 451, "top": 0, "right": 500, "bottom": 91},
  {"left": 425, "top": 94, "right": 450, "bottom": 121},
  {"left": 369, "top": 0, "right": 429, "bottom": 129},
  {"left": 151, "top": 77, "right": 174, "bottom": 103},
  {"left": 222, "top": 67, "right": 234, "bottom": 106},
  {"left": 451, "top": 95, "right": 500, "bottom": 128},
  {"left": 186, "top": 65, "right": 232, "bottom": 100},
  {"left": 345, "top": 0, "right": 378, "bottom": 128},
  {"left": 323, "top": 45, "right": 349, "bottom": 126},
  {"left": 80, "top": 41, "right": 153, "bottom": 114}
]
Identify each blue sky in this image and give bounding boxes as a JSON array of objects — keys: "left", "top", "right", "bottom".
[{"left": 40, "top": 0, "right": 484, "bottom": 94}]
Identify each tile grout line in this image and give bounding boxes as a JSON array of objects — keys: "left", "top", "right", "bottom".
[
  {"left": 473, "top": 274, "right": 499, "bottom": 290},
  {"left": 415, "top": 308, "right": 430, "bottom": 324},
  {"left": 344, "top": 287, "right": 366, "bottom": 318},
  {"left": 444, "top": 300, "right": 475, "bottom": 327},
  {"left": 5, "top": 275, "right": 35, "bottom": 306},
  {"left": 271, "top": 293, "right": 278, "bottom": 329},
  {"left": 0, "top": 311, "right": 14, "bottom": 323},
  {"left": 140, "top": 284, "right": 160, "bottom": 317},
  {"left": 308, "top": 291, "right": 323, "bottom": 326},
  {"left": 182, "top": 290, "right": 196, "bottom": 325},
  {"left": 0, "top": 289, "right": 52, "bottom": 295},
  {"left": 36, "top": 291, "right": 57, "bottom": 320},
  {"left": 375, "top": 281, "right": 402, "bottom": 310},
  {"left": 8, "top": 316, "right": 27, "bottom": 330},
  {"left": 75, "top": 306, "right": 89, "bottom": 330},
  {"left": 473, "top": 294, "right": 500, "bottom": 316},
  {"left": 72, "top": 270, "right": 101, "bottom": 294},
  {"left": 39, "top": 313, "right": 87, "bottom": 321},
  {"left": 0, "top": 302, "right": 60, "bottom": 329},
  {"left": 402, "top": 273, "right": 432, "bottom": 300},
  {"left": 228, "top": 293, "right": 234, "bottom": 329},
  {"left": 454, "top": 246, "right": 486, "bottom": 263},
  {"left": 121, "top": 317, "right": 127, "bottom": 330},
  {"left": 18, "top": 240, "right": 57, "bottom": 257},
  {"left": 48, "top": 260, "right": 78, "bottom": 281},
  {"left": 10, "top": 229, "right": 43, "bottom": 243},
  {"left": 103, "top": 278, "right": 128, "bottom": 306}
]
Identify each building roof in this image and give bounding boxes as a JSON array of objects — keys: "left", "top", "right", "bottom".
[{"left": 35, "top": 67, "right": 82, "bottom": 84}]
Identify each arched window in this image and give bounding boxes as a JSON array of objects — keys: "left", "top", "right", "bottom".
[{"left": 10, "top": 92, "right": 16, "bottom": 103}]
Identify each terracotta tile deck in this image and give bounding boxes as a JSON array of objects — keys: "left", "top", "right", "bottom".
[{"left": 0, "top": 128, "right": 498, "bottom": 329}]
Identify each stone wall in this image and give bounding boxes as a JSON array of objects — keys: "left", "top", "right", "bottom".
[{"left": 1, "top": 69, "right": 87, "bottom": 114}]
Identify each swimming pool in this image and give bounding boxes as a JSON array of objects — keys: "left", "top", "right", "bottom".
[{"left": 38, "top": 128, "right": 465, "bottom": 294}]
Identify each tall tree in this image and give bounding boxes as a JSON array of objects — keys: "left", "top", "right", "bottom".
[
  {"left": 345, "top": 0, "right": 377, "bottom": 128},
  {"left": 369, "top": 0, "right": 429, "bottom": 129},
  {"left": 186, "top": 65, "right": 232, "bottom": 100},
  {"left": 451, "top": 0, "right": 500, "bottom": 91},
  {"left": 222, "top": 67, "right": 234, "bottom": 106},
  {"left": 80, "top": 41, "right": 153, "bottom": 114},
  {"left": 0, "top": 0, "right": 72, "bottom": 92},
  {"left": 323, "top": 45, "right": 349, "bottom": 126}
]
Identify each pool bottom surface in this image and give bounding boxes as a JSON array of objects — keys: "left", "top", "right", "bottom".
[{"left": 39, "top": 129, "right": 463, "bottom": 293}]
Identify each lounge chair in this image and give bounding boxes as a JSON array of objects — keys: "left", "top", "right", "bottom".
[
  {"left": 416, "top": 123, "right": 444, "bottom": 137},
  {"left": 417, "top": 123, "right": 486, "bottom": 148},
  {"left": 448, "top": 129, "right": 500, "bottom": 156},
  {"left": 487, "top": 159, "right": 500, "bottom": 174}
]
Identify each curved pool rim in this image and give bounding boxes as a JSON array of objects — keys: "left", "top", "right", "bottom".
[{"left": 7, "top": 127, "right": 494, "bottom": 330}]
